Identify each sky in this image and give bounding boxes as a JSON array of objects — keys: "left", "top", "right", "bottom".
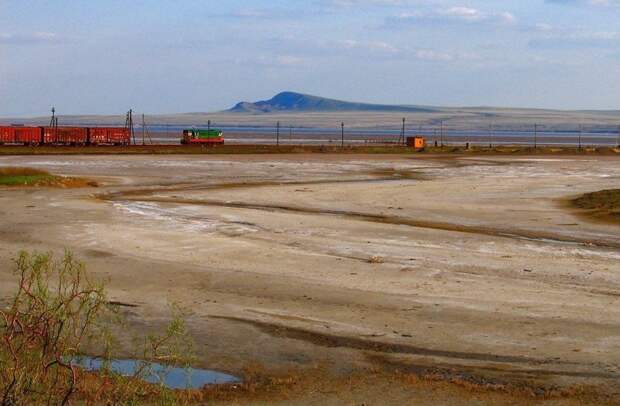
[{"left": 1, "top": 0, "right": 619, "bottom": 116}]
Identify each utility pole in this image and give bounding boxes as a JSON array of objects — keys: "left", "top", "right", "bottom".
[
  {"left": 341, "top": 122, "right": 345, "bottom": 148},
  {"left": 440, "top": 121, "right": 444, "bottom": 147},
  {"left": 489, "top": 121, "right": 493, "bottom": 148},
  {"left": 400, "top": 118, "right": 406, "bottom": 145},
  {"left": 534, "top": 123, "right": 538, "bottom": 149},
  {"left": 578, "top": 124, "right": 583, "bottom": 150},
  {"left": 276, "top": 121, "right": 280, "bottom": 146},
  {"left": 207, "top": 120, "right": 211, "bottom": 133},
  {"left": 126, "top": 109, "right": 135, "bottom": 145},
  {"left": 50, "top": 107, "right": 58, "bottom": 143},
  {"left": 142, "top": 114, "right": 146, "bottom": 145},
  {"left": 289, "top": 125, "right": 293, "bottom": 141}
]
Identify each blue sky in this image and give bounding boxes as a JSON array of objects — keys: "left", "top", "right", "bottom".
[{"left": 1, "top": 0, "right": 619, "bottom": 115}]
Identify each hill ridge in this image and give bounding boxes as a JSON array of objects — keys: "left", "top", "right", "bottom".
[{"left": 228, "top": 91, "right": 436, "bottom": 114}]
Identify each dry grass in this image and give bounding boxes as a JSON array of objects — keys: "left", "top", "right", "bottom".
[
  {"left": 368, "top": 255, "right": 385, "bottom": 264},
  {"left": 0, "top": 167, "right": 50, "bottom": 177},
  {"left": 571, "top": 189, "right": 620, "bottom": 223},
  {"left": 0, "top": 166, "right": 97, "bottom": 188},
  {"left": 573, "top": 189, "right": 620, "bottom": 211},
  {"left": 70, "top": 364, "right": 617, "bottom": 405}
]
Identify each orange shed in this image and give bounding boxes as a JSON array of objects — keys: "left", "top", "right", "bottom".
[{"left": 406, "top": 136, "right": 426, "bottom": 150}]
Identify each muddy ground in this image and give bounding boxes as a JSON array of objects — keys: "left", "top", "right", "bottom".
[{"left": 0, "top": 154, "right": 619, "bottom": 404}]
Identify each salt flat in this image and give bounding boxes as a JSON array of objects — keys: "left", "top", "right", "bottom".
[{"left": 0, "top": 153, "right": 619, "bottom": 403}]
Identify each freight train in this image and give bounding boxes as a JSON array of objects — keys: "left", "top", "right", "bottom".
[
  {"left": 0, "top": 126, "right": 131, "bottom": 146},
  {"left": 0, "top": 125, "right": 226, "bottom": 146}
]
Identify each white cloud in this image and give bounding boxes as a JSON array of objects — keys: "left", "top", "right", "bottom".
[
  {"left": 529, "top": 29, "right": 620, "bottom": 50},
  {"left": 441, "top": 6, "right": 484, "bottom": 22},
  {"left": 546, "top": 0, "right": 620, "bottom": 7},
  {"left": 387, "top": 6, "right": 517, "bottom": 28},
  {"left": 232, "top": 9, "right": 268, "bottom": 18},
  {"left": 339, "top": 39, "right": 400, "bottom": 53},
  {"left": 497, "top": 12, "right": 517, "bottom": 25},
  {"left": 535, "top": 23, "right": 554, "bottom": 32},
  {"left": 0, "top": 32, "right": 60, "bottom": 44},
  {"left": 275, "top": 55, "right": 305, "bottom": 66},
  {"left": 324, "top": 0, "right": 406, "bottom": 7},
  {"left": 587, "top": 0, "right": 620, "bottom": 6},
  {"left": 333, "top": 38, "right": 475, "bottom": 63},
  {"left": 414, "top": 49, "right": 454, "bottom": 61},
  {"left": 235, "top": 54, "right": 306, "bottom": 68}
]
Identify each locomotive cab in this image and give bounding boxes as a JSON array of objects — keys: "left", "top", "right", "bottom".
[{"left": 181, "top": 129, "right": 196, "bottom": 144}]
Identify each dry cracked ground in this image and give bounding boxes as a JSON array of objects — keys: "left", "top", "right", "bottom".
[{"left": 0, "top": 154, "right": 619, "bottom": 404}]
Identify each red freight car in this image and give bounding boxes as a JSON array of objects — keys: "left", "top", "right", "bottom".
[
  {"left": 15, "top": 127, "right": 43, "bottom": 145},
  {"left": 0, "top": 126, "right": 43, "bottom": 145},
  {"left": 89, "top": 127, "right": 130, "bottom": 145},
  {"left": 43, "top": 127, "right": 88, "bottom": 145},
  {"left": 0, "top": 126, "right": 13, "bottom": 144}
]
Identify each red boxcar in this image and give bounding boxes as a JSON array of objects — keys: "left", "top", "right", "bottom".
[
  {"left": 0, "top": 126, "right": 13, "bottom": 144},
  {"left": 0, "top": 126, "right": 43, "bottom": 144},
  {"left": 15, "top": 127, "right": 43, "bottom": 144},
  {"left": 89, "top": 127, "right": 130, "bottom": 145},
  {"left": 43, "top": 127, "right": 88, "bottom": 145}
]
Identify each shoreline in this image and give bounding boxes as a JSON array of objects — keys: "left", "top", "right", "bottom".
[{"left": 0, "top": 144, "right": 619, "bottom": 156}]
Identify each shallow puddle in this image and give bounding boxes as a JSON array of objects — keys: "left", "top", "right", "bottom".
[{"left": 73, "top": 357, "right": 240, "bottom": 389}]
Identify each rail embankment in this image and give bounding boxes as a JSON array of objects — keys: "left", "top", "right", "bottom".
[{"left": 0, "top": 144, "right": 619, "bottom": 156}]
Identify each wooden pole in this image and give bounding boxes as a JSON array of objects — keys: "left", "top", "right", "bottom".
[
  {"left": 440, "top": 121, "right": 444, "bottom": 147},
  {"left": 129, "top": 109, "right": 135, "bottom": 145},
  {"left": 142, "top": 114, "right": 146, "bottom": 146}
]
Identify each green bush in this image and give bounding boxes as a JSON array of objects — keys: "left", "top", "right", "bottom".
[{"left": 0, "top": 251, "right": 194, "bottom": 405}]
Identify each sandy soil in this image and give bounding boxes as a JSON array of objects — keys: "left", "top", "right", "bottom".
[{"left": 0, "top": 153, "right": 619, "bottom": 404}]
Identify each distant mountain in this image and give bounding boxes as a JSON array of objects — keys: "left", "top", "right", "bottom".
[{"left": 228, "top": 91, "right": 436, "bottom": 114}]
